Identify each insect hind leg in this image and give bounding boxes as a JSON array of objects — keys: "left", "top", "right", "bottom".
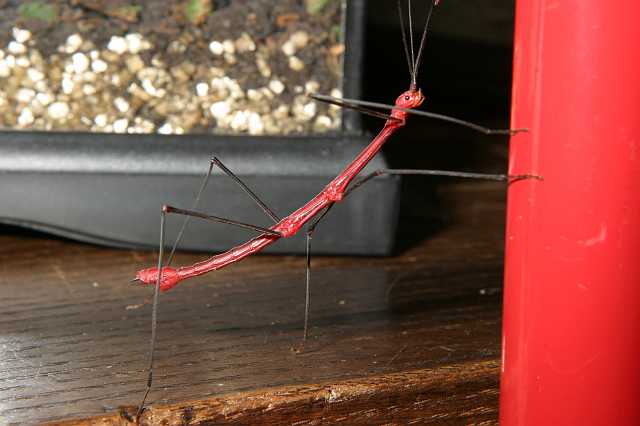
[
  {"left": 135, "top": 159, "right": 282, "bottom": 417},
  {"left": 167, "top": 157, "right": 280, "bottom": 266}
]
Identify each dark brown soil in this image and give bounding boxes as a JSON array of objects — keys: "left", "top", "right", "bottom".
[{"left": 0, "top": 0, "right": 344, "bottom": 134}]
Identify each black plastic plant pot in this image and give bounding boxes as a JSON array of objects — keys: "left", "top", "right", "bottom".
[{"left": 0, "top": 0, "right": 401, "bottom": 255}]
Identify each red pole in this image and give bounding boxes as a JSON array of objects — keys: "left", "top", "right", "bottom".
[{"left": 501, "top": 1, "right": 640, "bottom": 425}]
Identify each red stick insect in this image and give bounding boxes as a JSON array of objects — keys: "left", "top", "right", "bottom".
[{"left": 132, "top": 0, "right": 535, "bottom": 415}]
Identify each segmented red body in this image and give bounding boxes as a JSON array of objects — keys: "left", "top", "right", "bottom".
[{"left": 135, "top": 89, "right": 424, "bottom": 291}]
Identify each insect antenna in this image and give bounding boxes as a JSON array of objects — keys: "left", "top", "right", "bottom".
[
  {"left": 412, "top": 0, "right": 438, "bottom": 86},
  {"left": 397, "top": 0, "right": 415, "bottom": 82},
  {"left": 408, "top": 0, "right": 416, "bottom": 75},
  {"left": 398, "top": 0, "right": 439, "bottom": 90}
]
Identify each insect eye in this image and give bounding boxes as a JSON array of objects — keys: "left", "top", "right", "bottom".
[{"left": 404, "top": 95, "right": 410, "bottom": 101}]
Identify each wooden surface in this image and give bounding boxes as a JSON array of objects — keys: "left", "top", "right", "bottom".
[{"left": 0, "top": 180, "right": 507, "bottom": 425}]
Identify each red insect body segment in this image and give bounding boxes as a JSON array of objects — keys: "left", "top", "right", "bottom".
[
  {"left": 135, "top": 89, "right": 424, "bottom": 290},
  {"left": 325, "top": 124, "right": 400, "bottom": 198},
  {"left": 136, "top": 266, "right": 180, "bottom": 291},
  {"left": 502, "top": 1, "right": 640, "bottom": 424}
]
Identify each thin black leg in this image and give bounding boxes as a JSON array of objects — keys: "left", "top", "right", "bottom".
[
  {"left": 135, "top": 159, "right": 281, "bottom": 415},
  {"left": 137, "top": 208, "right": 166, "bottom": 420},
  {"left": 345, "top": 168, "right": 542, "bottom": 197},
  {"left": 212, "top": 157, "right": 280, "bottom": 223},
  {"left": 166, "top": 160, "right": 216, "bottom": 266},
  {"left": 303, "top": 203, "right": 335, "bottom": 341},
  {"left": 167, "top": 157, "right": 279, "bottom": 266},
  {"left": 163, "top": 205, "right": 281, "bottom": 237},
  {"left": 135, "top": 203, "right": 280, "bottom": 417},
  {"left": 309, "top": 93, "right": 402, "bottom": 123},
  {"left": 309, "top": 93, "right": 527, "bottom": 135}
]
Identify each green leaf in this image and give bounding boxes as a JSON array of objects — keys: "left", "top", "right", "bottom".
[
  {"left": 306, "top": 0, "right": 331, "bottom": 15},
  {"left": 18, "top": 1, "right": 58, "bottom": 23},
  {"left": 184, "top": 0, "right": 212, "bottom": 25},
  {"left": 330, "top": 24, "right": 341, "bottom": 41}
]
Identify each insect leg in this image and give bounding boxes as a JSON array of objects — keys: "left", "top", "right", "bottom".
[
  {"left": 163, "top": 205, "right": 282, "bottom": 236},
  {"left": 310, "top": 93, "right": 526, "bottom": 135},
  {"left": 303, "top": 203, "right": 335, "bottom": 341},
  {"left": 345, "top": 168, "right": 542, "bottom": 197},
  {"left": 211, "top": 157, "right": 280, "bottom": 223},
  {"left": 167, "top": 157, "right": 280, "bottom": 266},
  {"left": 166, "top": 159, "right": 216, "bottom": 266},
  {"left": 137, "top": 207, "right": 167, "bottom": 420},
  {"left": 134, "top": 204, "right": 280, "bottom": 416}
]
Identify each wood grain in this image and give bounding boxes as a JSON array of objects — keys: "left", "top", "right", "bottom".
[
  {"left": 0, "top": 181, "right": 507, "bottom": 425},
  {"left": 52, "top": 361, "right": 500, "bottom": 425}
]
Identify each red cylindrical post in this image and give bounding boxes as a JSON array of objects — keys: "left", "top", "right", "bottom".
[{"left": 501, "top": 1, "right": 640, "bottom": 425}]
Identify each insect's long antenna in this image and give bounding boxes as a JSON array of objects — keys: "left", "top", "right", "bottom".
[
  {"left": 398, "top": 0, "right": 414, "bottom": 83},
  {"left": 412, "top": 0, "right": 437, "bottom": 86},
  {"left": 408, "top": 0, "right": 415, "bottom": 76}
]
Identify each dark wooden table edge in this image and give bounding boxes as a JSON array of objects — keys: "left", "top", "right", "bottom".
[{"left": 44, "top": 359, "right": 500, "bottom": 425}]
